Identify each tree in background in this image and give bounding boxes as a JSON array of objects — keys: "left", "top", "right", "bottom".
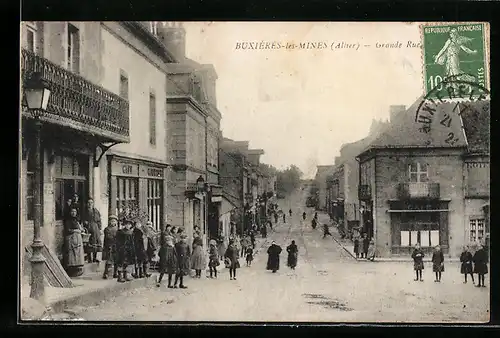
[{"left": 276, "top": 165, "right": 303, "bottom": 197}]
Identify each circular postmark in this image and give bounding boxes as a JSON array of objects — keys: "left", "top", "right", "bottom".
[{"left": 414, "top": 74, "right": 490, "bottom": 147}]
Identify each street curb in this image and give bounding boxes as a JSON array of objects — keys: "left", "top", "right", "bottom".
[
  {"left": 47, "top": 276, "right": 157, "bottom": 315},
  {"left": 330, "top": 234, "right": 358, "bottom": 260}
]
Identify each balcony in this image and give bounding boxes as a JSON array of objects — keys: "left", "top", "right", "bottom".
[
  {"left": 21, "top": 48, "right": 130, "bottom": 143},
  {"left": 358, "top": 184, "right": 372, "bottom": 200},
  {"left": 397, "top": 182, "right": 440, "bottom": 200}
]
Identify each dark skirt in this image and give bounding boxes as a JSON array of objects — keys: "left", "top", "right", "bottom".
[
  {"left": 413, "top": 261, "right": 424, "bottom": 271},
  {"left": 461, "top": 262, "right": 473, "bottom": 274},
  {"left": 84, "top": 223, "right": 102, "bottom": 253},
  {"left": 474, "top": 263, "right": 488, "bottom": 275},
  {"left": 287, "top": 253, "right": 297, "bottom": 268},
  {"left": 432, "top": 262, "right": 444, "bottom": 272},
  {"left": 159, "top": 246, "right": 177, "bottom": 274}
]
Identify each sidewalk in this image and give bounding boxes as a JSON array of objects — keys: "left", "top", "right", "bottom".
[{"left": 316, "top": 211, "right": 461, "bottom": 263}]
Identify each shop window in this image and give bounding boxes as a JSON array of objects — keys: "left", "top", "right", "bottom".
[
  {"left": 399, "top": 213, "right": 440, "bottom": 247},
  {"left": 469, "top": 218, "right": 485, "bottom": 244},
  {"left": 409, "top": 162, "right": 429, "bottom": 183},
  {"left": 116, "top": 177, "right": 139, "bottom": 216},
  {"left": 147, "top": 179, "right": 163, "bottom": 231},
  {"left": 67, "top": 23, "right": 80, "bottom": 74}
]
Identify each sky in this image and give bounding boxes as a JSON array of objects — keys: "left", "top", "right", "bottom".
[{"left": 183, "top": 22, "right": 424, "bottom": 178}]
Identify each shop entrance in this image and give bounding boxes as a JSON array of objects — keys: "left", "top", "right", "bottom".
[{"left": 208, "top": 203, "right": 220, "bottom": 241}]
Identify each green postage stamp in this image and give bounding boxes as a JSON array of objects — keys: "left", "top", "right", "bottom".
[{"left": 421, "top": 23, "right": 489, "bottom": 99}]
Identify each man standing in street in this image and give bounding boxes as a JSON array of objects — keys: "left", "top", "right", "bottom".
[
  {"left": 323, "top": 222, "right": 332, "bottom": 238},
  {"left": 82, "top": 198, "right": 103, "bottom": 263}
]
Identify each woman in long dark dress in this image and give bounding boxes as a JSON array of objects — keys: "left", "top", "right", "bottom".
[
  {"left": 286, "top": 240, "right": 298, "bottom": 270},
  {"left": 459, "top": 245, "right": 474, "bottom": 284},
  {"left": 267, "top": 241, "right": 282, "bottom": 273},
  {"left": 157, "top": 225, "right": 178, "bottom": 288},
  {"left": 473, "top": 244, "right": 488, "bottom": 287},
  {"left": 63, "top": 207, "right": 85, "bottom": 277},
  {"left": 82, "top": 198, "right": 103, "bottom": 263}
]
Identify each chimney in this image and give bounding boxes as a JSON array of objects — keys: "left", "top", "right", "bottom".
[
  {"left": 158, "top": 22, "right": 186, "bottom": 61},
  {"left": 389, "top": 105, "right": 406, "bottom": 123}
]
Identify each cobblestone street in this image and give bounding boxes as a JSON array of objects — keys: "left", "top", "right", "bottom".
[{"left": 71, "top": 189, "right": 489, "bottom": 323}]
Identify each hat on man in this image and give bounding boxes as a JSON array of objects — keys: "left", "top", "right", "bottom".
[{"left": 109, "top": 215, "right": 118, "bottom": 221}]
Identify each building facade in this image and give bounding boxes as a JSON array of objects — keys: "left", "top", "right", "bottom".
[
  {"left": 161, "top": 22, "right": 223, "bottom": 245},
  {"left": 314, "top": 165, "right": 335, "bottom": 211},
  {"left": 357, "top": 99, "right": 490, "bottom": 258}
]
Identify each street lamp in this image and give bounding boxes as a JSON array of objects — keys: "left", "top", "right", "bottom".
[
  {"left": 23, "top": 72, "right": 51, "bottom": 302},
  {"left": 196, "top": 175, "right": 205, "bottom": 193}
]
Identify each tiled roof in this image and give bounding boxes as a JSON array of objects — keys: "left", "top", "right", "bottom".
[{"left": 359, "top": 95, "right": 474, "bottom": 155}]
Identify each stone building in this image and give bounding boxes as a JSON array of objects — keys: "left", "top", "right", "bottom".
[
  {"left": 20, "top": 22, "right": 173, "bottom": 277},
  {"left": 356, "top": 97, "right": 490, "bottom": 258},
  {"left": 327, "top": 114, "right": 392, "bottom": 235},
  {"left": 314, "top": 165, "right": 335, "bottom": 211},
  {"left": 157, "top": 22, "right": 223, "bottom": 245}
]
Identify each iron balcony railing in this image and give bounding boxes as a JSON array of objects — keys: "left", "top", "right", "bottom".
[
  {"left": 21, "top": 48, "right": 130, "bottom": 142},
  {"left": 397, "top": 182, "right": 440, "bottom": 200},
  {"left": 358, "top": 184, "right": 372, "bottom": 200}
]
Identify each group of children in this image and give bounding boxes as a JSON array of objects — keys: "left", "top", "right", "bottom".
[
  {"left": 101, "top": 215, "right": 158, "bottom": 282},
  {"left": 353, "top": 233, "right": 376, "bottom": 261},
  {"left": 411, "top": 243, "right": 489, "bottom": 287}
]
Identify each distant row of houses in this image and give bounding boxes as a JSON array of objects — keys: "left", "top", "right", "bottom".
[
  {"left": 314, "top": 100, "right": 490, "bottom": 258},
  {"left": 20, "top": 21, "right": 276, "bottom": 281}
]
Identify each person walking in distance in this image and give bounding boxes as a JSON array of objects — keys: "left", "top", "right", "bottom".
[
  {"left": 283, "top": 213, "right": 286, "bottom": 223},
  {"left": 266, "top": 241, "right": 283, "bottom": 273},
  {"left": 157, "top": 225, "right": 177, "bottom": 288},
  {"left": 225, "top": 238, "right": 240, "bottom": 280},
  {"left": 208, "top": 239, "right": 220, "bottom": 278},
  {"left": 102, "top": 215, "right": 119, "bottom": 279},
  {"left": 411, "top": 243, "right": 425, "bottom": 282},
  {"left": 286, "top": 240, "right": 298, "bottom": 270},
  {"left": 361, "top": 233, "right": 370, "bottom": 259},
  {"left": 473, "top": 243, "right": 488, "bottom": 288},
  {"left": 432, "top": 245, "right": 444, "bottom": 282},
  {"left": 289, "top": 209, "right": 292, "bottom": 217},
  {"left": 323, "top": 222, "right": 332, "bottom": 238},
  {"left": 302, "top": 212, "right": 306, "bottom": 221},
  {"left": 174, "top": 234, "right": 191, "bottom": 288},
  {"left": 459, "top": 245, "right": 474, "bottom": 284},
  {"left": 245, "top": 246, "right": 254, "bottom": 267}
]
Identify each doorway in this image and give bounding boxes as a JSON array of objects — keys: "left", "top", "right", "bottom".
[{"left": 208, "top": 202, "right": 220, "bottom": 241}]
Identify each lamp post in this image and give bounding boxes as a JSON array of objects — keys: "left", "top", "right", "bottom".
[{"left": 24, "top": 72, "right": 51, "bottom": 301}]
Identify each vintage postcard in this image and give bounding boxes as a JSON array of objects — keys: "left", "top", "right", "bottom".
[{"left": 19, "top": 21, "right": 490, "bottom": 323}]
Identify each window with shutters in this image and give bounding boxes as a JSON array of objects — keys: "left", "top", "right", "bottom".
[
  {"left": 469, "top": 218, "right": 485, "bottom": 244},
  {"left": 67, "top": 23, "right": 80, "bottom": 74},
  {"left": 26, "top": 22, "right": 37, "bottom": 53},
  {"left": 119, "top": 71, "right": 129, "bottom": 100}
]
